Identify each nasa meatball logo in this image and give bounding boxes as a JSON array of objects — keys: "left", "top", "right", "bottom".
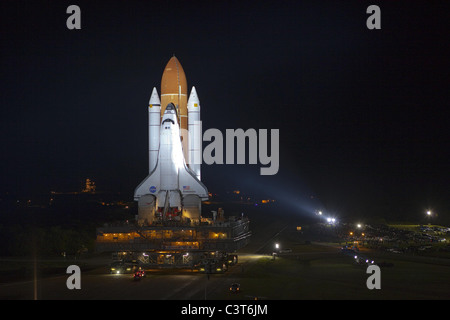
[{"left": 149, "top": 186, "right": 156, "bottom": 193}]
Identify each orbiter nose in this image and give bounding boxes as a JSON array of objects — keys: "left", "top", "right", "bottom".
[{"left": 165, "top": 103, "right": 176, "bottom": 112}]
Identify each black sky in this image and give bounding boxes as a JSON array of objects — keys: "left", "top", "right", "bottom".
[{"left": 1, "top": 0, "right": 449, "bottom": 221}]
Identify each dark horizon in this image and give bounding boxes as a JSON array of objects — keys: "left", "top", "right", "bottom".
[{"left": 1, "top": 1, "right": 449, "bottom": 222}]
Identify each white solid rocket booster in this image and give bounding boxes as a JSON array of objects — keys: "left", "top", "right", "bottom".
[
  {"left": 148, "top": 87, "right": 161, "bottom": 173},
  {"left": 187, "top": 86, "right": 201, "bottom": 180}
]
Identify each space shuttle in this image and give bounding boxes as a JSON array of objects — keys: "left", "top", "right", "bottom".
[{"left": 134, "top": 57, "right": 208, "bottom": 225}]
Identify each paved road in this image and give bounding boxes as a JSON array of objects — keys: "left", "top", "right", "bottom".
[{"left": 0, "top": 254, "right": 266, "bottom": 300}]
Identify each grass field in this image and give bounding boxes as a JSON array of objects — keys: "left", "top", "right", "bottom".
[{"left": 218, "top": 243, "right": 450, "bottom": 300}]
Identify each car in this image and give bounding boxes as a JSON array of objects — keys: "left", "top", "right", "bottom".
[
  {"left": 227, "top": 254, "right": 238, "bottom": 266},
  {"left": 110, "top": 261, "right": 136, "bottom": 274},
  {"left": 133, "top": 268, "right": 146, "bottom": 281},
  {"left": 230, "top": 283, "right": 240, "bottom": 293}
]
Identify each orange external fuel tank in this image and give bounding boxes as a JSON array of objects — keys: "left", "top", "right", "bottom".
[{"left": 160, "top": 56, "right": 188, "bottom": 132}]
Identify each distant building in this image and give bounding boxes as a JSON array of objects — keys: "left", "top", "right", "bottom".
[{"left": 82, "top": 179, "right": 96, "bottom": 193}]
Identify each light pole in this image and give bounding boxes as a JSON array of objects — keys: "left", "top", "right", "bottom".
[
  {"left": 426, "top": 210, "right": 432, "bottom": 225},
  {"left": 273, "top": 243, "right": 280, "bottom": 260}
]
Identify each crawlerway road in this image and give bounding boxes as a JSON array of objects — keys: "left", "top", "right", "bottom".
[{"left": 0, "top": 253, "right": 267, "bottom": 300}]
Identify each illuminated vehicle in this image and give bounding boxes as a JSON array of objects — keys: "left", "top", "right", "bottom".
[
  {"left": 227, "top": 254, "right": 238, "bottom": 266},
  {"left": 230, "top": 283, "right": 240, "bottom": 293},
  {"left": 110, "top": 261, "right": 136, "bottom": 274},
  {"left": 133, "top": 268, "right": 145, "bottom": 281},
  {"left": 197, "top": 259, "right": 228, "bottom": 273}
]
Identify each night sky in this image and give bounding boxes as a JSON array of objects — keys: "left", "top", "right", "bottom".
[{"left": 1, "top": 1, "right": 449, "bottom": 221}]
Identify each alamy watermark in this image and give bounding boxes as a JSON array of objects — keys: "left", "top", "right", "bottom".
[
  {"left": 66, "top": 5, "right": 81, "bottom": 30},
  {"left": 366, "top": 265, "right": 381, "bottom": 290},
  {"left": 181, "top": 125, "right": 280, "bottom": 176},
  {"left": 67, "top": 5, "right": 381, "bottom": 31},
  {"left": 66, "top": 265, "right": 81, "bottom": 290}
]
